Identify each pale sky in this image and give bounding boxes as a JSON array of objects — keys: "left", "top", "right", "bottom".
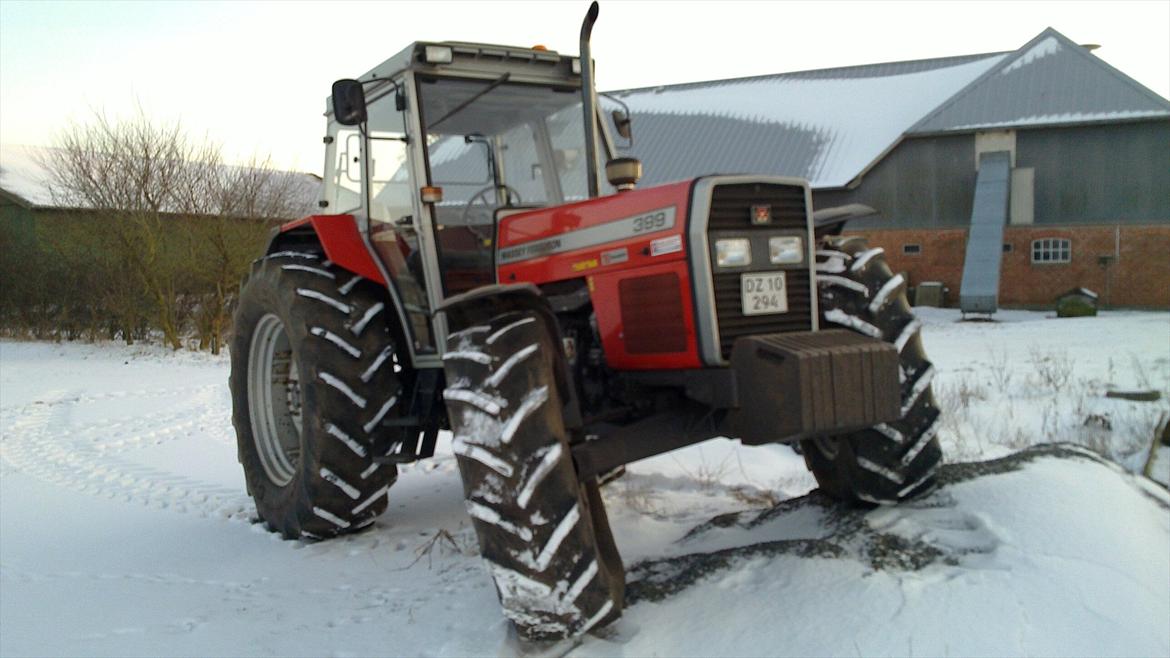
[{"left": 2, "top": 0, "right": 1167, "bottom": 174}]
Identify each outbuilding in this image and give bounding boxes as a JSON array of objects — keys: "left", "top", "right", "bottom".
[{"left": 610, "top": 28, "right": 1170, "bottom": 309}]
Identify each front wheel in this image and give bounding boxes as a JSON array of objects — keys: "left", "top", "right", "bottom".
[
  {"left": 803, "top": 236, "right": 943, "bottom": 504},
  {"left": 442, "top": 308, "right": 623, "bottom": 641}
]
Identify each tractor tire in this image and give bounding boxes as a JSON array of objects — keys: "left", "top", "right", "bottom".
[
  {"left": 230, "top": 250, "right": 402, "bottom": 539},
  {"left": 803, "top": 236, "right": 943, "bottom": 504},
  {"left": 442, "top": 309, "right": 623, "bottom": 641}
]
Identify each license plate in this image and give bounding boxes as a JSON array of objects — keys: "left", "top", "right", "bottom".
[{"left": 741, "top": 271, "right": 788, "bottom": 316}]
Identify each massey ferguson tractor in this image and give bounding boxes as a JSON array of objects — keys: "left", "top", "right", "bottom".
[{"left": 230, "top": 2, "right": 942, "bottom": 641}]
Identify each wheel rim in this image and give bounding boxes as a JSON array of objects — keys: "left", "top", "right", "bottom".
[{"left": 247, "top": 314, "right": 303, "bottom": 486}]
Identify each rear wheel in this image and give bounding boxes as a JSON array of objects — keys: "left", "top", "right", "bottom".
[
  {"left": 442, "top": 309, "right": 623, "bottom": 641},
  {"left": 230, "top": 250, "right": 402, "bottom": 539},
  {"left": 804, "top": 236, "right": 943, "bottom": 504}
]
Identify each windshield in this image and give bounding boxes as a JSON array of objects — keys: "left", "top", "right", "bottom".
[
  {"left": 419, "top": 77, "right": 589, "bottom": 207},
  {"left": 417, "top": 76, "right": 590, "bottom": 295}
]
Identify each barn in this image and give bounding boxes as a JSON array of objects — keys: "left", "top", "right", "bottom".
[{"left": 611, "top": 28, "right": 1170, "bottom": 309}]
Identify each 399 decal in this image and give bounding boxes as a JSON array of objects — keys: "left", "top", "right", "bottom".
[{"left": 632, "top": 211, "right": 669, "bottom": 233}]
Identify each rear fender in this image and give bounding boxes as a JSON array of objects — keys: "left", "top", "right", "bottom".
[
  {"left": 266, "top": 215, "right": 386, "bottom": 285},
  {"left": 812, "top": 203, "right": 877, "bottom": 238}
]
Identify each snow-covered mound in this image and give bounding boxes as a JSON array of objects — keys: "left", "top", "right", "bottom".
[{"left": 583, "top": 444, "right": 1170, "bottom": 657}]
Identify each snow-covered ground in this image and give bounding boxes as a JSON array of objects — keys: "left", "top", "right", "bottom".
[{"left": 1, "top": 309, "right": 1168, "bottom": 657}]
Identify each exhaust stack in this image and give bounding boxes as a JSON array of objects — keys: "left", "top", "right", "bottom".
[{"left": 579, "top": 1, "right": 601, "bottom": 198}]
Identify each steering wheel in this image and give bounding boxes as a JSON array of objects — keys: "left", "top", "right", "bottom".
[{"left": 459, "top": 184, "right": 523, "bottom": 231}]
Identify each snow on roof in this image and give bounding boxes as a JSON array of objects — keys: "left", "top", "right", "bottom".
[
  {"left": 613, "top": 54, "right": 1007, "bottom": 189},
  {"left": 0, "top": 144, "right": 53, "bottom": 207},
  {"left": 1001, "top": 35, "right": 1062, "bottom": 74},
  {"left": 944, "top": 109, "right": 1170, "bottom": 132},
  {"left": 1060, "top": 287, "right": 1099, "bottom": 300},
  {"left": 910, "top": 28, "right": 1170, "bottom": 134}
]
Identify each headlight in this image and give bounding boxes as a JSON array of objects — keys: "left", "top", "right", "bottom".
[
  {"left": 715, "top": 238, "right": 752, "bottom": 267},
  {"left": 424, "top": 45, "right": 453, "bottom": 64},
  {"left": 769, "top": 236, "right": 803, "bottom": 264}
]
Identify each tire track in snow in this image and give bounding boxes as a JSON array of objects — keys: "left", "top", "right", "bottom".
[
  {"left": 0, "top": 383, "right": 223, "bottom": 416},
  {"left": 0, "top": 387, "right": 254, "bottom": 523},
  {"left": 68, "top": 392, "right": 235, "bottom": 455}
]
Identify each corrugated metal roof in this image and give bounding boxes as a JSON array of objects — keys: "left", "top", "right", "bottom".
[
  {"left": 625, "top": 53, "right": 1006, "bottom": 89},
  {"left": 612, "top": 53, "right": 1007, "bottom": 189},
  {"left": 910, "top": 28, "right": 1170, "bottom": 134}
]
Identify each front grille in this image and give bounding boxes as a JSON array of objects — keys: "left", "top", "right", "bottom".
[
  {"left": 708, "top": 183, "right": 806, "bottom": 230},
  {"left": 708, "top": 182, "right": 814, "bottom": 359}
]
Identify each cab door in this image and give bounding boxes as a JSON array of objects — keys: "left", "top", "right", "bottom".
[{"left": 321, "top": 79, "right": 440, "bottom": 365}]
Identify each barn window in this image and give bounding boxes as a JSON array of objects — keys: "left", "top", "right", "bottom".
[
  {"left": 1031, "top": 238, "right": 1071, "bottom": 263},
  {"left": 902, "top": 244, "right": 922, "bottom": 255}
]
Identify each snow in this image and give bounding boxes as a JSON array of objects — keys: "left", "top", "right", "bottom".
[
  {"left": 615, "top": 55, "right": 1006, "bottom": 188},
  {"left": 580, "top": 450, "right": 1169, "bottom": 658},
  {"left": 2, "top": 309, "right": 1169, "bottom": 656},
  {"left": 947, "top": 109, "right": 1170, "bottom": 132},
  {"left": 916, "top": 308, "right": 1170, "bottom": 473},
  {"left": 1002, "top": 36, "right": 1062, "bottom": 74},
  {"left": 0, "top": 144, "right": 54, "bottom": 207}
]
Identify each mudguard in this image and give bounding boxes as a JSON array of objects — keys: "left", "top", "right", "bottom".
[
  {"left": 812, "top": 203, "right": 877, "bottom": 237},
  {"left": 266, "top": 215, "right": 386, "bottom": 285}
]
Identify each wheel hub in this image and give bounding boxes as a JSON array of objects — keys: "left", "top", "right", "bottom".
[
  {"left": 247, "top": 314, "right": 303, "bottom": 486},
  {"left": 814, "top": 436, "right": 842, "bottom": 459}
]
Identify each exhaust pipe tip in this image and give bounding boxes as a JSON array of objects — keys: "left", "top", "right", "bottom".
[{"left": 579, "top": 1, "right": 601, "bottom": 198}]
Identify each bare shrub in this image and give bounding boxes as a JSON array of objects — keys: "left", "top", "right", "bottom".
[
  {"left": 729, "top": 485, "right": 780, "bottom": 508},
  {"left": 935, "top": 376, "right": 985, "bottom": 415},
  {"left": 934, "top": 376, "right": 984, "bottom": 461},
  {"left": 1028, "top": 346, "right": 1075, "bottom": 393},
  {"left": 30, "top": 109, "right": 314, "bottom": 351},
  {"left": 400, "top": 528, "right": 464, "bottom": 570},
  {"left": 614, "top": 479, "right": 662, "bottom": 517},
  {"left": 934, "top": 381, "right": 964, "bottom": 431},
  {"left": 986, "top": 343, "right": 1013, "bottom": 391},
  {"left": 1129, "top": 355, "right": 1155, "bottom": 390},
  {"left": 670, "top": 449, "right": 734, "bottom": 492},
  {"left": 1143, "top": 412, "right": 1169, "bottom": 479}
]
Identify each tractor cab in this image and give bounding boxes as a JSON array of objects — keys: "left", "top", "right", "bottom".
[{"left": 319, "top": 40, "right": 620, "bottom": 365}]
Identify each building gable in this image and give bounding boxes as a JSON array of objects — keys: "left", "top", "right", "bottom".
[{"left": 909, "top": 28, "right": 1170, "bottom": 134}]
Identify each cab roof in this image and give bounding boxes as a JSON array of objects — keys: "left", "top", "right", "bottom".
[{"left": 324, "top": 41, "right": 582, "bottom": 116}]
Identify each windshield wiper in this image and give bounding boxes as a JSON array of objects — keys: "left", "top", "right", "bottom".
[{"left": 428, "top": 73, "right": 511, "bottom": 130}]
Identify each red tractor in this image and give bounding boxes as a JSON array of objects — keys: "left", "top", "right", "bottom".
[{"left": 230, "top": 3, "right": 941, "bottom": 641}]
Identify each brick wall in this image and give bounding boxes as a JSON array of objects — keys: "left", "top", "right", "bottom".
[{"left": 844, "top": 224, "right": 1170, "bottom": 308}]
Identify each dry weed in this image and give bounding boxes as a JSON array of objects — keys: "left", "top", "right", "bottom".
[
  {"left": 1028, "top": 346, "right": 1075, "bottom": 393},
  {"left": 401, "top": 528, "right": 464, "bottom": 570}
]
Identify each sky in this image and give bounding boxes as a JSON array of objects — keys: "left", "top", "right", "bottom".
[{"left": 2, "top": 0, "right": 1167, "bottom": 174}]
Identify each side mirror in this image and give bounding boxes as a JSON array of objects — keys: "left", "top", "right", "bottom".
[
  {"left": 332, "top": 79, "right": 367, "bottom": 126},
  {"left": 611, "top": 109, "right": 632, "bottom": 141}
]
